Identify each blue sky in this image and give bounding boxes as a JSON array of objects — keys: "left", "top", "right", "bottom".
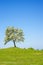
[{"left": 0, "top": 0, "right": 43, "bottom": 49}]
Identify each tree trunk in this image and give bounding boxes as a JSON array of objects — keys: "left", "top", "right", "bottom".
[{"left": 13, "top": 40, "right": 16, "bottom": 47}]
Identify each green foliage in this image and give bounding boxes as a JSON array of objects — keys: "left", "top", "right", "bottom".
[
  {"left": 0, "top": 48, "right": 43, "bottom": 65},
  {"left": 4, "top": 26, "right": 24, "bottom": 46}
]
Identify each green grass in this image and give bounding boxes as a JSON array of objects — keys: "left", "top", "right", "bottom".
[{"left": 0, "top": 47, "right": 43, "bottom": 65}]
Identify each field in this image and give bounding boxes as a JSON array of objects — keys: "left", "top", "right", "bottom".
[{"left": 0, "top": 47, "right": 43, "bottom": 65}]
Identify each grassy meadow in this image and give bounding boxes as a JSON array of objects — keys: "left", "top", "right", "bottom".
[{"left": 0, "top": 47, "right": 43, "bottom": 65}]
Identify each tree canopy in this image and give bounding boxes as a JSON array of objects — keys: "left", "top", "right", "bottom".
[{"left": 4, "top": 26, "right": 24, "bottom": 47}]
